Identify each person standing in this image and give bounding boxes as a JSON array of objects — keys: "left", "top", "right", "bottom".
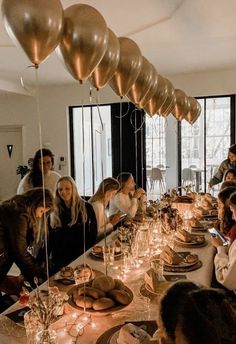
[
  {"left": 17, "top": 148, "right": 61, "bottom": 195},
  {"left": 209, "top": 144, "right": 236, "bottom": 188}
]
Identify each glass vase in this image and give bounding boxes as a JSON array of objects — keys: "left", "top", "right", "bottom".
[{"left": 35, "top": 328, "right": 57, "bottom": 344}]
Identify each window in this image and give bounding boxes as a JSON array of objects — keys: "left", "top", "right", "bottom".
[
  {"left": 69, "top": 105, "right": 112, "bottom": 197},
  {"left": 180, "top": 96, "right": 235, "bottom": 192},
  {"left": 145, "top": 114, "right": 166, "bottom": 168}
]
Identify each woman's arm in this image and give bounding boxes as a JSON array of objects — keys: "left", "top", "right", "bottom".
[
  {"left": 9, "top": 214, "right": 45, "bottom": 283},
  {"left": 209, "top": 161, "right": 227, "bottom": 187},
  {"left": 214, "top": 242, "right": 236, "bottom": 290},
  {"left": 112, "top": 193, "right": 138, "bottom": 218}
]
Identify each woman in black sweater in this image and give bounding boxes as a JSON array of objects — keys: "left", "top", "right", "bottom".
[{"left": 49, "top": 176, "right": 97, "bottom": 271}]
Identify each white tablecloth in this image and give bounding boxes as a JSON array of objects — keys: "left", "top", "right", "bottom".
[{"left": 0, "top": 232, "right": 215, "bottom": 344}]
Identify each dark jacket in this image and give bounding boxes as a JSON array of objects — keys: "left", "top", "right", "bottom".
[
  {"left": 0, "top": 204, "right": 46, "bottom": 284},
  {"left": 209, "top": 159, "right": 236, "bottom": 186},
  {"left": 49, "top": 201, "right": 97, "bottom": 271}
]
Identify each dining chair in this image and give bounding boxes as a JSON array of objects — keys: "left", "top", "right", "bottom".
[
  {"left": 182, "top": 168, "right": 196, "bottom": 190},
  {"left": 150, "top": 167, "right": 165, "bottom": 193}
]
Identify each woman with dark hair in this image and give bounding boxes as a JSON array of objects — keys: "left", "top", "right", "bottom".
[
  {"left": 224, "top": 168, "right": 236, "bottom": 182},
  {"left": 209, "top": 144, "right": 236, "bottom": 188},
  {"left": 157, "top": 281, "right": 236, "bottom": 344},
  {"left": 89, "top": 177, "right": 122, "bottom": 237},
  {"left": 17, "top": 148, "right": 61, "bottom": 195},
  {"left": 217, "top": 186, "right": 236, "bottom": 241},
  {"left": 109, "top": 172, "right": 146, "bottom": 218},
  {"left": 211, "top": 191, "right": 236, "bottom": 292},
  {"left": 49, "top": 176, "right": 97, "bottom": 271},
  {"left": 0, "top": 188, "right": 54, "bottom": 287}
]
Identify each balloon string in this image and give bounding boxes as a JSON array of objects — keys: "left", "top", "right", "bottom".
[
  {"left": 119, "top": 102, "right": 123, "bottom": 174},
  {"left": 20, "top": 65, "right": 38, "bottom": 96},
  {"left": 135, "top": 115, "right": 138, "bottom": 186},
  {"left": 34, "top": 66, "right": 50, "bottom": 288},
  {"left": 81, "top": 91, "right": 87, "bottom": 314},
  {"left": 115, "top": 99, "right": 130, "bottom": 119},
  {"left": 95, "top": 90, "right": 107, "bottom": 274},
  {"left": 130, "top": 108, "right": 145, "bottom": 133},
  {"left": 95, "top": 90, "right": 104, "bottom": 133}
]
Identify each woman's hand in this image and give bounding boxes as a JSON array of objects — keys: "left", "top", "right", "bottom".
[
  {"left": 211, "top": 236, "right": 224, "bottom": 248},
  {"left": 109, "top": 212, "right": 123, "bottom": 226},
  {"left": 134, "top": 188, "right": 146, "bottom": 199}
]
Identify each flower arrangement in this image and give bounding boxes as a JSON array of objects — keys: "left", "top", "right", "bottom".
[{"left": 19, "top": 278, "right": 68, "bottom": 343}]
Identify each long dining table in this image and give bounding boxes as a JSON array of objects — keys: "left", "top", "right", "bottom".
[{"left": 0, "top": 229, "right": 215, "bottom": 344}]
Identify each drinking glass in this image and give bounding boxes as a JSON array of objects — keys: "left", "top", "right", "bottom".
[{"left": 150, "top": 256, "right": 164, "bottom": 281}]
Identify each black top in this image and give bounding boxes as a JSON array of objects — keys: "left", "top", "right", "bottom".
[
  {"left": 0, "top": 204, "right": 46, "bottom": 285},
  {"left": 49, "top": 201, "right": 97, "bottom": 272}
]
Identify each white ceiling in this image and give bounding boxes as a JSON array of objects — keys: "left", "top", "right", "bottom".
[{"left": 1, "top": 0, "right": 236, "bottom": 89}]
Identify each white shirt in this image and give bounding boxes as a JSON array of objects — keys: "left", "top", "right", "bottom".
[
  {"left": 17, "top": 170, "right": 61, "bottom": 195},
  {"left": 214, "top": 239, "right": 236, "bottom": 292},
  {"left": 109, "top": 192, "right": 138, "bottom": 218},
  {"left": 90, "top": 200, "right": 113, "bottom": 236}
]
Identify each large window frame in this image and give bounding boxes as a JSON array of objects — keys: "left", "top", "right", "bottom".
[
  {"left": 178, "top": 95, "right": 235, "bottom": 192},
  {"left": 69, "top": 104, "right": 112, "bottom": 197}
]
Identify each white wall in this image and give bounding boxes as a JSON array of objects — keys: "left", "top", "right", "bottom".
[{"left": 1, "top": 67, "right": 236, "bottom": 188}]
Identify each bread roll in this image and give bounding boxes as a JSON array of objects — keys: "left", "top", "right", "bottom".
[
  {"left": 108, "top": 289, "right": 132, "bottom": 305},
  {"left": 74, "top": 295, "right": 94, "bottom": 309},
  {"left": 60, "top": 266, "right": 74, "bottom": 278},
  {"left": 92, "top": 245, "right": 103, "bottom": 254},
  {"left": 114, "top": 278, "right": 125, "bottom": 290},
  {"left": 92, "top": 275, "right": 115, "bottom": 292},
  {"left": 185, "top": 254, "right": 199, "bottom": 264},
  {"left": 92, "top": 297, "right": 115, "bottom": 310},
  {"left": 77, "top": 286, "right": 105, "bottom": 299}
]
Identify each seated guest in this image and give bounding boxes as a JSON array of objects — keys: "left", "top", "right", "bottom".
[
  {"left": 217, "top": 186, "right": 236, "bottom": 242},
  {"left": 109, "top": 172, "right": 146, "bottom": 218},
  {"left": 209, "top": 144, "right": 236, "bottom": 188},
  {"left": 220, "top": 180, "right": 236, "bottom": 190},
  {"left": 49, "top": 176, "right": 97, "bottom": 271},
  {"left": 157, "top": 281, "right": 236, "bottom": 344},
  {"left": 0, "top": 188, "right": 54, "bottom": 288},
  {"left": 17, "top": 148, "right": 61, "bottom": 195},
  {"left": 211, "top": 191, "right": 236, "bottom": 292},
  {"left": 89, "top": 177, "right": 122, "bottom": 238},
  {"left": 223, "top": 168, "right": 236, "bottom": 182}
]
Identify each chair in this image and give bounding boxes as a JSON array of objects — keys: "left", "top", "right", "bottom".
[
  {"left": 150, "top": 167, "right": 165, "bottom": 193},
  {"left": 182, "top": 168, "right": 196, "bottom": 189}
]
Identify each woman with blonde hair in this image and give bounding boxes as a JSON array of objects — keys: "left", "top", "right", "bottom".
[
  {"left": 50, "top": 176, "right": 97, "bottom": 271},
  {"left": 89, "top": 177, "right": 122, "bottom": 237}
]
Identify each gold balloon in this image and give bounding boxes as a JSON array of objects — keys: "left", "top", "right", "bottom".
[
  {"left": 90, "top": 28, "right": 120, "bottom": 89},
  {"left": 172, "top": 89, "right": 190, "bottom": 121},
  {"left": 144, "top": 75, "right": 168, "bottom": 116},
  {"left": 185, "top": 97, "right": 202, "bottom": 124},
  {"left": 127, "top": 57, "right": 155, "bottom": 105},
  {"left": 158, "top": 78, "right": 176, "bottom": 117},
  {"left": 139, "top": 66, "right": 158, "bottom": 108},
  {"left": 2, "top": 0, "right": 63, "bottom": 65},
  {"left": 58, "top": 4, "right": 108, "bottom": 82},
  {"left": 109, "top": 37, "right": 142, "bottom": 97}
]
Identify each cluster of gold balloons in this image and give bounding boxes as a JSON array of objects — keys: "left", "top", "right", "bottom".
[{"left": 1, "top": 0, "right": 201, "bottom": 124}]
